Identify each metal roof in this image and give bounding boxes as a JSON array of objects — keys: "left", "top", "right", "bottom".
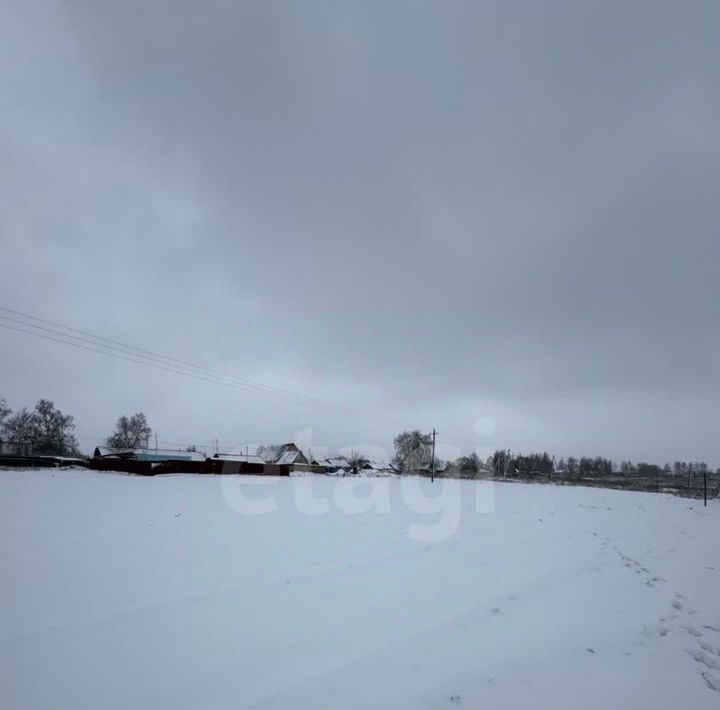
[
  {"left": 276, "top": 449, "right": 306, "bottom": 465},
  {"left": 93, "top": 447, "right": 206, "bottom": 462},
  {"left": 214, "top": 453, "right": 266, "bottom": 464}
]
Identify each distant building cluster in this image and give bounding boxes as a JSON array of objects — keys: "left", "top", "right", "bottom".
[{"left": 88, "top": 441, "right": 399, "bottom": 477}]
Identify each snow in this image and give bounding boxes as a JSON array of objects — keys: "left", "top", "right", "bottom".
[
  {"left": 275, "top": 450, "right": 304, "bottom": 465},
  {"left": 1, "top": 469, "right": 718, "bottom": 709},
  {"left": 214, "top": 453, "right": 266, "bottom": 464}
]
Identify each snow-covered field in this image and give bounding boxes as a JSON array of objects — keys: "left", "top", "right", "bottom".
[{"left": 1, "top": 469, "right": 719, "bottom": 709}]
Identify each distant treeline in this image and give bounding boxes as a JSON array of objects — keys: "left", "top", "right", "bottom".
[
  {"left": 459, "top": 449, "right": 717, "bottom": 478},
  {"left": 392, "top": 432, "right": 718, "bottom": 478}
]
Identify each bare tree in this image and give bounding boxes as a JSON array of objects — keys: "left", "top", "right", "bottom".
[
  {"left": 106, "top": 413, "right": 152, "bottom": 450},
  {"left": 2, "top": 408, "right": 37, "bottom": 450},
  {"left": 1, "top": 399, "right": 79, "bottom": 455},
  {"left": 31, "top": 399, "right": 78, "bottom": 455},
  {"left": 392, "top": 430, "right": 432, "bottom": 472},
  {"left": 454, "top": 453, "right": 480, "bottom": 478},
  {"left": 0, "top": 398, "right": 10, "bottom": 428}
]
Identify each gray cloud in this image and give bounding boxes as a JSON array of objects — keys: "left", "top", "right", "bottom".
[{"left": 2, "top": 1, "right": 719, "bottom": 463}]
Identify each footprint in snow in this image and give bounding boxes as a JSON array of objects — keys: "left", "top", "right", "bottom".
[
  {"left": 653, "top": 595, "right": 720, "bottom": 694},
  {"left": 700, "top": 641, "right": 720, "bottom": 657},
  {"left": 683, "top": 624, "right": 703, "bottom": 638},
  {"left": 701, "top": 672, "right": 720, "bottom": 693},
  {"left": 686, "top": 649, "right": 720, "bottom": 671}
]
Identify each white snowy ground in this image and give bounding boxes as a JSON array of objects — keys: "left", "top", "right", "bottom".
[{"left": 1, "top": 469, "right": 719, "bottom": 709}]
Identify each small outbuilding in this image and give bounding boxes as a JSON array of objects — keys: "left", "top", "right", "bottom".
[{"left": 93, "top": 447, "right": 206, "bottom": 462}]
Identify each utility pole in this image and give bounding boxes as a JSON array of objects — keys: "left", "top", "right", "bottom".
[
  {"left": 155, "top": 432, "right": 158, "bottom": 453},
  {"left": 430, "top": 429, "right": 437, "bottom": 483}
]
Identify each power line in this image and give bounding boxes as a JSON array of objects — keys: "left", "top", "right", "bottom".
[
  {"left": 0, "top": 316, "right": 349, "bottom": 413},
  {"left": 0, "top": 313, "right": 287, "bottom": 398},
  {"left": 0, "top": 319, "right": 345, "bottom": 415},
  {"left": 0, "top": 306, "right": 349, "bottom": 412},
  {"left": 0, "top": 318, "right": 346, "bottom": 413},
  {"left": 1, "top": 321, "right": 243, "bottom": 389}
]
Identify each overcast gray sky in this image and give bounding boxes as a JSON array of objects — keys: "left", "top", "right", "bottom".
[{"left": 1, "top": 0, "right": 719, "bottom": 464}]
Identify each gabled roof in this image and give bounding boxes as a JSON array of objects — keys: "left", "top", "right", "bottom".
[
  {"left": 94, "top": 446, "right": 128, "bottom": 457},
  {"left": 276, "top": 449, "right": 308, "bottom": 465},
  {"left": 278, "top": 442, "right": 300, "bottom": 451},
  {"left": 361, "top": 461, "right": 395, "bottom": 471},
  {"left": 325, "top": 456, "right": 351, "bottom": 469}
]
